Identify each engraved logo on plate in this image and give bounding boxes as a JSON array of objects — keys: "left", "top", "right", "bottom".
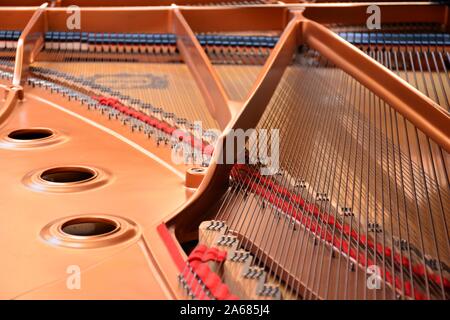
[{"left": 86, "top": 73, "right": 169, "bottom": 90}]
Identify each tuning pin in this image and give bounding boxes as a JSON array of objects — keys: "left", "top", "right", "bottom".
[
  {"left": 368, "top": 222, "right": 383, "bottom": 233},
  {"left": 313, "top": 237, "right": 319, "bottom": 246},
  {"left": 130, "top": 98, "right": 140, "bottom": 108},
  {"left": 400, "top": 239, "right": 409, "bottom": 250},
  {"left": 349, "top": 261, "right": 355, "bottom": 272},
  {"left": 259, "top": 199, "right": 266, "bottom": 209},
  {"left": 153, "top": 107, "right": 163, "bottom": 121},
  {"left": 175, "top": 117, "right": 187, "bottom": 130},
  {"left": 289, "top": 220, "right": 297, "bottom": 231},
  {"left": 295, "top": 180, "right": 308, "bottom": 189},
  {"left": 340, "top": 207, "right": 354, "bottom": 217}
]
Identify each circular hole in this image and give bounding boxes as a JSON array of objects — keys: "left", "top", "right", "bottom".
[
  {"left": 191, "top": 167, "right": 205, "bottom": 173},
  {"left": 40, "top": 167, "right": 96, "bottom": 183},
  {"left": 61, "top": 218, "right": 118, "bottom": 237},
  {"left": 8, "top": 128, "right": 54, "bottom": 141}
]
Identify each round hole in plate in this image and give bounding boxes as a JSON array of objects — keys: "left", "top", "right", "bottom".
[
  {"left": 40, "top": 167, "right": 97, "bottom": 183},
  {"left": 61, "top": 217, "right": 119, "bottom": 237},
  {"left": 8, "top": 128, "right": 54, "bottom": 141},
  {"left": 40, "top": 214, "right": 139, "bottom": 248}
]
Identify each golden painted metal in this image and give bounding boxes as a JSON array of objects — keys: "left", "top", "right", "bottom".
[{"left": 0, "top": 2, "right": 448, "bottom": 299}]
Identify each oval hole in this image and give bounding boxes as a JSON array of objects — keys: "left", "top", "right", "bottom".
[
  {"left": 61, "top": 218, "right": 118, "bottom": 237},
  {"left": 40, "top": 167, "right": 96, "bottom": 183},
  {"left": 8, "top": 128, "right": 54, "bottom": 141}
]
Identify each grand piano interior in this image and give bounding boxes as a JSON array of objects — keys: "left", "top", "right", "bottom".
[{"left": 0, "top": 1, "right": 449, "bottom": 300}]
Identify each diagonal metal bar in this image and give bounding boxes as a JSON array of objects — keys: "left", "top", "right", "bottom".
[
  {"left": 171, "top": 6, "right": 232, "bottom": 130},
  {"left": 168, "top": 14, "right": 299, "bottom": 237},
  {"left": 13, "top": 2, "right": 48, "bottom": 88}
]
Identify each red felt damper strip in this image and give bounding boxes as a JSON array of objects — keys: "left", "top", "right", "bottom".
[{"left": 188, "top": 244, "right": 228, "bottom": 264}]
